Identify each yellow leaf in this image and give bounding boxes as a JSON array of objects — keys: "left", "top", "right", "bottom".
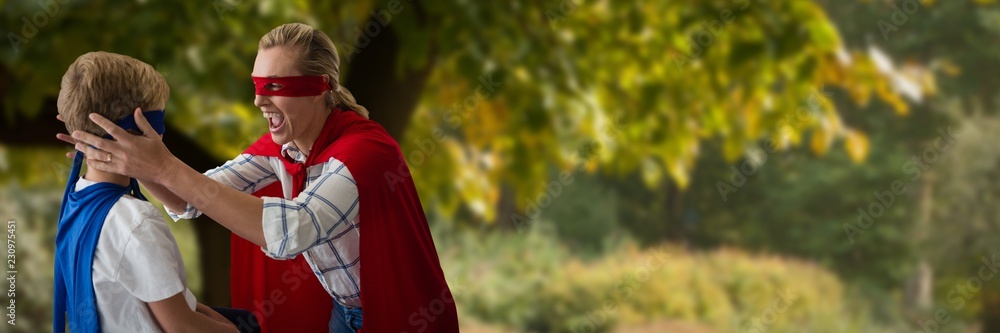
[
  {"left": 940, "top": 59, "right": 961, "bottom": 76},
  {"left": 810, "top": 126, "right": 833, "bottom": 156},
  {"left": 641, "top": 157, "right": 664, "bottom": 188},
  {"left": 744, "top": 104, "right": 760, "bottom": 138},
  {"left": 666, "top": 158, "right": 690, "bottom": 190},
  {"left": 844, "top": 129, "right": 870, "bottom": 164}
]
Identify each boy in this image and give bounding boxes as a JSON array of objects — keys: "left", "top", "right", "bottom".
[{"left": 53, "top": 52, "right": 244, "bottom": 332}]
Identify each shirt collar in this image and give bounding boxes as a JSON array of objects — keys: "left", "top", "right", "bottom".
[
  {"left": 75, "top": 177, "right": 97, "bottom": 191},
  {"left": 280, "top": 142, "right": 309, "bottom": 163}
]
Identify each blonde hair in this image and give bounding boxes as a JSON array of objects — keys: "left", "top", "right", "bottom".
[
  {"left": 57, "top": 52, "right": 169, "bottom": 136},
  {"left": 259, "top": 23, "right": 369, "bottom": 118}
]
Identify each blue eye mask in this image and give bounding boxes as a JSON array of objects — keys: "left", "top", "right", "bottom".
[{"left": 102, "top": 110, "right": 166, "bottom": 139}]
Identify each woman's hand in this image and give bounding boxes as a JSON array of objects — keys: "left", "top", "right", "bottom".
[
  {"left": 55, "top": 115, "right": 79, "bottom": 159},
  {"left": 195, "top": 303, "right": 235, "bottom": 327},
  {"left": 70, "top": 107, "right": 178, "bottom": 184},
  {"left": 149, "top": 293, "right": 239, "bottom": 333}
]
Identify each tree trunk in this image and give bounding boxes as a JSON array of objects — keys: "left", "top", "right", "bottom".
[
  {"left": 663, "top": 179, "right": 689, "bottom": 248},
  {"left": 192, "top": 216, "right": 232, "bottom": 305},
  {"left": 343, "top": 4, "right": 434, "bottom": 141},
  {"left": 905, "top": 170, "right": 934, "bottom": 312},
  {"left": 493, "top": 183, "right": 519, "bottom": 230},
  {"left": 982, "top": 285, "right": 1000, "bottom": 333},
  {"left": 904, "top": 261, "right": 933, "bottom": 312}
]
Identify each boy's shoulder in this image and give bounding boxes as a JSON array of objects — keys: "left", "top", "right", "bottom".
[
  {"left": 96, "top": 193, "right": 172, "bottom": 252},
  {"left": 93, "top": 193, "right": 182, "bottom": 278},
  {"left": 109, "top": 194, "right": 166, "bottom": 230}
]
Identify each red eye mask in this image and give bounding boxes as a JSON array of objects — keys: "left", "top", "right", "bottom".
[{"left": 252, "top": 75, "right": 331, "bottom": 97}]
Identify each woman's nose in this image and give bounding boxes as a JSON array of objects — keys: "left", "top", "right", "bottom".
[{"left": 254, "top": 94, "right": 269, "bottom": 107}]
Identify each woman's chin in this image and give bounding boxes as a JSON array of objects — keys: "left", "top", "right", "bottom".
[{"left": 270, "top": 133, "right": 291, "bottom": 145}]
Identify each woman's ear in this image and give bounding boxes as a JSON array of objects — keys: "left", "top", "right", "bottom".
[{"left": 317, "top": 74, "right": 334, "bottom": 104}]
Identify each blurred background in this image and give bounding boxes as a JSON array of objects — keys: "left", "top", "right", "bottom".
[{"left": 2, "top": 0, "right": 999, "bottom": 332}]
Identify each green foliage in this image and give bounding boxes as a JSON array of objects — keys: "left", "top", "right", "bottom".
[
  {"left": 931, "top": 109, "right": 1000, "bottom": 249},
  {"left": 541, "top": 171, "right": 622, "bottom": 256},
  {"left": 439, "top": 228, "right": 909, "bottom": 333},
  {"left": 926, "top": 102, "right": 1000, "bottom": 319},
  {"left": 818, "top": 0, "right": 1000, "bottom": 108},
  {"left": 405, "top": 0, "right": 925, "bottom": 223},
  {"left": 817, "top": 0, "right": 1000, "bottom": 324},
  {"left": 686, "top": 136, "right": 918, "bottom": 289},
  {"left": 6, "top": 0, "right": 990, "bottom": 329},
  {"left": 1, "top": 0, "right": 926, "bottom": 225}
]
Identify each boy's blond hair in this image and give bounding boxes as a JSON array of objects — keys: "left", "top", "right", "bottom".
[{"left": 58, "top": 52, "right": 169, "bottom": 137}]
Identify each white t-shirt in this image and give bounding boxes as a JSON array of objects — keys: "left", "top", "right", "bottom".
[{"left": 80, "top": 178, "right": 197, "bottom": 332}]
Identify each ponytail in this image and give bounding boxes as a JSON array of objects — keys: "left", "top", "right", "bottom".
[{"left": 330, "top": 83, "right": 369, "bottom": 119}]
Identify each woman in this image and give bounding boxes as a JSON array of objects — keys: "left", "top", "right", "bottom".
[{"left": 65, "top": 23, "right": 459, "bottom": 333}]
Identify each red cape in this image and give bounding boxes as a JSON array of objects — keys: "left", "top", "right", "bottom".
[{"left": 232, "top": 109, "right": 458, "bottom": 333}]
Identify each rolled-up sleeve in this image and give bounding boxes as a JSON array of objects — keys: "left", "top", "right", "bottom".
[
  {"left": 167, "top": 154, "right": 278, "bottom": 221},
  {"left": 261, "top": 157, "right": 359, "bottom": 259}
]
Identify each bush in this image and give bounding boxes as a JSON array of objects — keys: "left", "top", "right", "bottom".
[{"left": 439, "top": 228, "right": 911, "bottom": 333}]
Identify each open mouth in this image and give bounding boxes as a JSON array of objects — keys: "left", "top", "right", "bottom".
[{"left": 263, "top": 112, "right": 285, "bottom": 131}]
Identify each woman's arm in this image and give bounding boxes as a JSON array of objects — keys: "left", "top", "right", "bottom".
[
  {"left": 58, "top": 112, "right": 278, "bottom": 220},
  {"left": 158, "top": 154, "right": 361, "bottom": 259},
  {"left": 71, "top": 109, "right": 357, "bottom": 254},
  {"left": 140, "top": 181, "right": 188, "bottom": 215},
  {"left": 70, "top": 110, "right": 269, "bottom": 246},
  {"left": 149, "top": 153, "right": 278, "bottom": 221},
  {"left": 158, "top": 157, "right": 268, "bottom": 246},
  {"left": 148, "top": 293, "right": 238, "bottom": 333}
]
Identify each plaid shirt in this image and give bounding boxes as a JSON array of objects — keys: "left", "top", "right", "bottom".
[{"left": 168, "top": 143, "right": 363, "bottom": 308}]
